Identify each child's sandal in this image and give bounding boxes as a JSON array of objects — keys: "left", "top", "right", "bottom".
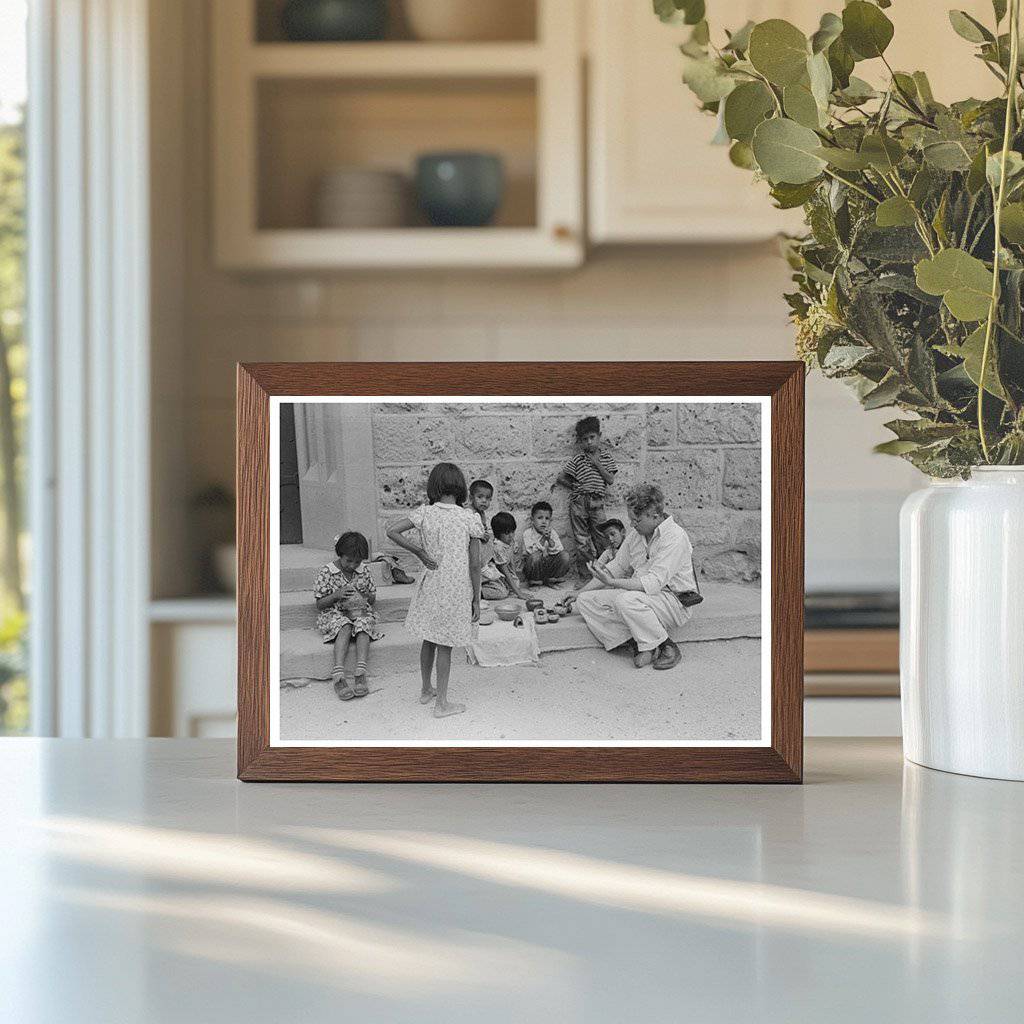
[
  {"left": 333, "top": 675, "right": 356, "bottom": 701},
  {"left": 352, "top": 674, "right": 369, "bottom": 698}
]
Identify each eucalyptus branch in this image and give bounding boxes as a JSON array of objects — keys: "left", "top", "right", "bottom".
[
  {"left": 979, "top": 0, "right": 1021, "bottom": 462},
  {"left": 821, "top": 167, "right": 880, "bottom": 204}
]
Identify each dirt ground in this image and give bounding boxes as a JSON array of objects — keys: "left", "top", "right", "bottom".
[{"left": 279, "top": 638, "right": 763, "bottom": 743}]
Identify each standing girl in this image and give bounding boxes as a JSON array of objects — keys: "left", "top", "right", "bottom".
[
  {"left": 313, "top": 531, "right": 383, "bottom": 701},
  {"left": 387, "top": 462, "right": 484, "bottom": 718}
]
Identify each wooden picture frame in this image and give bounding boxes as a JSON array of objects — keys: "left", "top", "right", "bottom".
[{"left": 237, "top": 362, "right": 804, "bottom": 782}]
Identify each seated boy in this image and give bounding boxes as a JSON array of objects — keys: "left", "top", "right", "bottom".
[
  {"left": 593, "top": 518, "right": 626, "bottom": 570},
  {"left": 521, "top": 501, "right": 572, "bottom": 587},
  {"left": 480, "top": 512, "right": 527, "bottom": 601}
]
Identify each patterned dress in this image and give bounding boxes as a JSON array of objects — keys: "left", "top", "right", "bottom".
[
  {"left": 404, "top": 502, "right": 486, "bottom": 648},
  {"left": 313, "top": 561, "right": 384, "bottom": 645}
]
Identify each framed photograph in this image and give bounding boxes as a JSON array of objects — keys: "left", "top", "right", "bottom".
[{"left": 237, "top": 362, "right": 804, "bottom": 782}]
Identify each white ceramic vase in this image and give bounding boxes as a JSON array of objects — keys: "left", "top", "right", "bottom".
[{"left": 900, "top": 467, "right": 1024, "bottom": 780}]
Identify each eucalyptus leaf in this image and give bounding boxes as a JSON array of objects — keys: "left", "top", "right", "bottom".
[
  {"left": 748, "top": 19, "right": 809, "bottom": 87},
  {"left": 923, "top": 141, "right": 973, "bottom": 171},
  {"left": 724, "top": 20, "right": 755, "bottom": 53},
  {"left": 948, "top": 10, "right": 993, "bottom": 44},
  {"left": 862, "top": 375, "right": 902, "bottom": 409},
  {"left": 860, "top": 133, "right": 905, "bottom": 172},
  {"left": 770, "top": 179, "right": 821, "bottom": 209},
  {"left": 654, "top": 0, "right": 705, "bottom": 25},
  {"left": 915, "top": 249, "right": 994, "bottom": 321},
  {"left": 842, "top": 1, "right": 895, "bottom": 60},
  {"left": 874, "top": 439, "right": 922, "bottom": 455},
  {"left": 810, "top": 12, "right": 843, "bottom": 54},
  {"left": 752, "top": 117, "right": 827, "bottom": 184},
  {"left": 959, "top": 324, "right": 1007, "bottom": 398},
  {"left": 807, "top": 51, "right": 833, "bottom": 111},
  {"left": 993, "top": 0, "right": 1008, "bottom": 24},
  {"left": 723, "top": 81, "right": 775, "bottom": 144},
  {"left": 999, "top": 202, "right": 1024, "bottom": 242},
  {"left": 875, "top": 196, "right": 918, "bottom": 228},
  {"left": 681, "top": 55, "right": 737, "bottom": 103},
  {"left": 783, "top": 83, "right": 822, "bottom": 129},
  {"left": 884, "top": 419, "right": 963, "bottom": 443},
  {"left": 967, "top": 143, "right": 993, "bottom": 193},
  {"left": 912, "top": 71, "right": 935, "bottom": 105},
  {"left": 729, "top": 140, "right": 758, "bottom": 169},
  {"left": 986, "top": 150, "right": 1024, "bottom": 190},
  {"left": 815, "top": 146, "right": 872, "bottom": 170},
  {"left": 836, "top": 76, "right": 878, "bottom": 105},
  {"left": 827, "top": 35, "right": 855, "bottom": 89}
]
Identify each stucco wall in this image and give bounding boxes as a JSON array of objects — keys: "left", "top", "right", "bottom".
[{"left": 373, "top": 402, "right": 762, "bottom": 583}]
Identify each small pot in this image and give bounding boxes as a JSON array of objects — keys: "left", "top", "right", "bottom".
[
  {"left": 478, "top": 608, "right": 496, "bottom": 626},
  {"left": 525, "top": 598, "right": 544, "bottom": 611},
  {"left": 415, "top": 152, "right": 504, "bottom": 227},
  {"left": 281, "top": 0, "right": 388, "bottom": 42},
  {"left": 495, "top": 600, "right": 521, "bottom": 621}
]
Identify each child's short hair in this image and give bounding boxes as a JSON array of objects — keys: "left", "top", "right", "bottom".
[
  {"left": 426, "top": 462, "right": 468, "bottom": 505},
  {"left": 335, "top": 531, "right": 369, "bottom": 562},
  {"left": 531, "top": 500, "right": 553, "bottom": 517},
  {"left": 491, "top": 511, "right": 516, "bottom": 539},
  {"left": 469, "top": 479, "right": 494, "bottom": 498},
  {"left": 599, "top": 518, "right": 625, "bottom": 534},
  {"left": 575, "top": 415, "right": 601, "bottom": 440}
]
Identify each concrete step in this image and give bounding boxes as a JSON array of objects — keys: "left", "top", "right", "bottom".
[
  {"left": 279, "top": 544, "right": 422, "bottom": 593},
  {"left": 281, "top": 584, "right": 415, "bottom": 629},
  {"left": 280, "top": 582, "right": 763, "bottom": 683}
]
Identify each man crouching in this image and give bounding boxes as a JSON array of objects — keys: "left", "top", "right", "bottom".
[{"left": 564, "top": 482, "right": 696, "bottom": 670}]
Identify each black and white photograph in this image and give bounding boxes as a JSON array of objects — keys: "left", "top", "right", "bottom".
[{"left": 270, "top": 397, "right": 770, "bottom": 746}]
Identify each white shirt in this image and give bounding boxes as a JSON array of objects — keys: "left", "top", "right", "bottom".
[
  {"left": 603, "top": 516, "right": 696, "bottom": 596},
  {"left": 522, "top": 526, "right": 564, "bottom": 555}
]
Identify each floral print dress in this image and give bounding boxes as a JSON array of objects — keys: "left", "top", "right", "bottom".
[
  {"left": 404, "top": 502, "right": 486, "bottom": 648},
  {"left": 313, "top": 561, "right": 384, "bottom": 645}
]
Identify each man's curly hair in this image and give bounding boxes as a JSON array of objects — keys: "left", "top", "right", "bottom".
[{"left": 625, "top": 482, "right": 665, "bottom": 518}]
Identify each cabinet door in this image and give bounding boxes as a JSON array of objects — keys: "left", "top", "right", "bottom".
[
  {"left": 589, "top": 1, "right": 815, "bottom": 243},
  {"left": 588, "top": 1, "right": 1002, "bottom": 245}
]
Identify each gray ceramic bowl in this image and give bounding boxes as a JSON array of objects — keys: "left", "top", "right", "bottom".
[
  {"left": 280, "top": 0, "right": 387, "bottom": 42},
  {"left": 415, "top": 152, "right": 505, "bottom": 227}
]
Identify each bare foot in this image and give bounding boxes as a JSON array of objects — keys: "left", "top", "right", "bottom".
[
  {"left": 419, "top": 688, "right": 437, "bottom": 705},
  {"left": 433, "top": 702, "right": 466, "bottom": 718}
]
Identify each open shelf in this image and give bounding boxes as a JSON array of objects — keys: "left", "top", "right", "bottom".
[
  {"left": 254, "top": 0, "right": 538, "bottom": 45},
  {"left": 257, "top": 76, "right": 537, "bottom": 232}
]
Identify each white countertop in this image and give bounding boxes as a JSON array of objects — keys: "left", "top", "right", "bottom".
[{"left": 2, "top": 738, "right": 1021, "bottom": 1023}]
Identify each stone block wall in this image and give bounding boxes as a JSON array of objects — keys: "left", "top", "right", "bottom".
[{"left": 373, "top": 402, "right": 762, "bottom": 583}]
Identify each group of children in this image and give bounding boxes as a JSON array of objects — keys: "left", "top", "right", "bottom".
[{"left": 311, "top": 415, "right": 623, "bottom": 718}]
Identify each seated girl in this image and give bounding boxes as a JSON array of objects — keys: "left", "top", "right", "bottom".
[{"left": 313, "top": 531, "right": 383, "bottom": 701}]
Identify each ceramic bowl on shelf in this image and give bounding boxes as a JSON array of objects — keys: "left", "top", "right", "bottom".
[
  {"left": 415, "top": 152, "right": 504, "bottom": 227},
  {"left": 404, "top": 0, "right": 534, "bottom": 42},
  {"left": 314, "top": 167, "right": 409, "bottom": 228},
  {"left": 281, "top": 0, "right": 388, "bottom": 42}
]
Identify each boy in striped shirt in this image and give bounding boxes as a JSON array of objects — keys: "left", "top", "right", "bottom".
[{"left": 553, "top": 415, "right": 618, "bottom": 580}]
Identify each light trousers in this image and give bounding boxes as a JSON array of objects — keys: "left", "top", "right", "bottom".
[{"left": 576, "top": 588, "right": 691, "bottom": 652}]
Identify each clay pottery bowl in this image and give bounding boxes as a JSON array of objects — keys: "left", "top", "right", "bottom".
[
  {"left": 495, "top": 600, "right": 521, "bottom": 622},
  {"left": 478, "top": 608, "right": 496, "bottom": 626},
  {"left": 525, "top": 598, "right": 544, "bottom": 611}
]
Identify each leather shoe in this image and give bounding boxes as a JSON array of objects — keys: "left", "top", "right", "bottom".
[
  {"left": 653, "top": 640, "right": 681, "bottom": 670},
  {"left": 633, "top": 647, "right": 655, "bottom": 668}
]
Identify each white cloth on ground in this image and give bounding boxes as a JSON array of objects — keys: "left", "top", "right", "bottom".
[{"left": 466, "top": 616, "right": 541, "bottom": 668}]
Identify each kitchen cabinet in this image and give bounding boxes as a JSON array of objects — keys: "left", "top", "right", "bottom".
[
  {"left": 211, "top": 0, "right": 583, "bottom": 269},
  {"left": 587, "top": 0, "right": 999, "bottom": 244}
]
